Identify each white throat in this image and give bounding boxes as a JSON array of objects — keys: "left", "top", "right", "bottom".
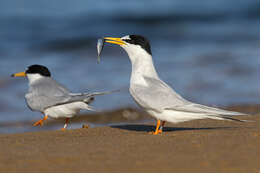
[
  {"left": 121, "top": 44, "right": 159, "bottom": 86},
  {"left": 27, "top": 74, "right": 45, "bottom": 84}
]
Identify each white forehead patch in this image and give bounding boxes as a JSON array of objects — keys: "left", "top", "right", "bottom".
[
  {"left": 27, "top": 73, "right": 45, "bottom": 84},
  {"left": 121, "top": 35, "right": 130, "bottom": 40}
]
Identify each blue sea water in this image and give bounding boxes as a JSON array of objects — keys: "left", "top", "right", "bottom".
[{"left": 0, "top": 0, "right": 260, "bottom": 133}]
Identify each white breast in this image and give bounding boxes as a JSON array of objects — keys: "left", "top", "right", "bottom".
[{"left": 44, "top": 102, "right": 88, "bottom": 118}]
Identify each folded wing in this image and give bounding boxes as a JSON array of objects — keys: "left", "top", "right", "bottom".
[{"left": 131, "top": 76, "right": 247, "bottom": 117}]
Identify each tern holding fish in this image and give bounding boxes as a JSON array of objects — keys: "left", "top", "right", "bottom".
[
  {"left": 98, "top": 35, "right": 248, "bottom": 135},
  {"left": 12, "top": 64, "right": 115, "bottom": 130}
]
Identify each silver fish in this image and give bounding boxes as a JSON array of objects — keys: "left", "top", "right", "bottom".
[{"left": 97, "top": 38, "right": 104, "bottom": 63}]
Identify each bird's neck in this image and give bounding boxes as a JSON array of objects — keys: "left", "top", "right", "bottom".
[{"left": 129, "top": 53, "right": 159, "bottom": 86}]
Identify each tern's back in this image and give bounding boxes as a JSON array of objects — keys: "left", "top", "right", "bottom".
[{"left": 26, "top": 77, "right": 70, "bottom": 112}]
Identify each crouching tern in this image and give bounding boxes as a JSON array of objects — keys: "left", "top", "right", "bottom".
[
  {"left": 102, "top": 35, "right": 248, "bottom": 135},
  {"left": 12, "top": 64, "right": 114, "bottom": 130}
]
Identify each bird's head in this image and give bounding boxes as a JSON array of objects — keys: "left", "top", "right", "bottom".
[
  {"left": 11, "top": 64, "right": 51, "bottom": 83},
  {"left": 104, "top": 35, "right": 152, "bottom": 60}
]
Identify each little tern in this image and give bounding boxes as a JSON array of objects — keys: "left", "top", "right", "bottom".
[
  {"left": 103, "top": 35, "right": 247, "bottom": 135},
  {"left": 12, "top": 64, "right": 114, "bottom": 130}
]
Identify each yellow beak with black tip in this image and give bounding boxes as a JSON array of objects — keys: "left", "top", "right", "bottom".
[
  {"left": 104, "top": 37, "right": 126, "bottom": 45},
  {"left": 11, "top": 72, "right": 26, "bottom": 77}
]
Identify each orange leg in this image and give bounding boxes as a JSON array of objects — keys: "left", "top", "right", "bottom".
[
  {"left": 158, "top": 121, "right": 166, "bottom": 134},
  {"left": 33, "top": 115, "right": 48, "bottom": 126},
  {"left": 150, "top": 120, "right": 161, "bottom": 135},
  {"left": 61, "top": 118, "right": 70, "bottom": 131}
]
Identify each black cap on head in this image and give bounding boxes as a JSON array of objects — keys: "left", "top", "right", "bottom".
[
  {"left": 123, "top": 35, "right": 152, "bottom": 55},
  {"left": 26, "top": 64, "right": 51, "bottom": 77}
]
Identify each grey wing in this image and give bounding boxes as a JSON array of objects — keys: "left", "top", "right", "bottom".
[
  {"left": 26, "top": 78, "right": 72, "bottom": 112},
  {"left": 130, "top": 76, "right": 189, "bottom": 113},
  {"left": 25, "top": 93, "right": 71, "bottom": 112},
  {"left": 131, "top": 76, "right": 247, "bottom": 116},
  {"left": 145, "top": 76, "right": 247, "bottom": 116},
  {"left": 165, "top": 103, "right": 247, "bottom": 116},
  {"left": 50, "top": 90, "right": 119, "bottom": 107}
]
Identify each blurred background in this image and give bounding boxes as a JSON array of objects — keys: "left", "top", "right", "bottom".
[{"left": 0, "top": 0, "right": 260, "bottom": 133}]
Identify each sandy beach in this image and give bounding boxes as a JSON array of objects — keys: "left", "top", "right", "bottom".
[
  {"left": 1, "top": 1, "right": 260, "bottom": 172},
  {"left": 0, "top": 106, "right": 260, "bottom": 173}
]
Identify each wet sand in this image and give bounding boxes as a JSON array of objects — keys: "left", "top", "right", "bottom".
[{"left": 0, "top": 106, "right": 260, "bottom": 173}]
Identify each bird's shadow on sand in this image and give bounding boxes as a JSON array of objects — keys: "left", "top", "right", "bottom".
[{"left": 110, "top": 124, "right": 236, "bottom": 132}]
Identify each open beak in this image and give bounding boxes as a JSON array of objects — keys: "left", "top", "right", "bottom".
[
  {"left": 11, "top": 72, "right": 26, "bottom": 77},
  {"left": 104, "top": 37, "right": 126, "bottom": 45}
]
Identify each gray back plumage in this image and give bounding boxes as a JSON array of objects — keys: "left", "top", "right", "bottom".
[
  {"left": 130, "top": 76, "right": 189, "bottom": 113},
  {"left": 130, "top": 76, "right": 246, "bottom": 116},
  {"left": 25, "top": 78, "right": 72, "bottom": 112},
  {"left": 25, "top": 77, "right": 116, "bottom": 112}
]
